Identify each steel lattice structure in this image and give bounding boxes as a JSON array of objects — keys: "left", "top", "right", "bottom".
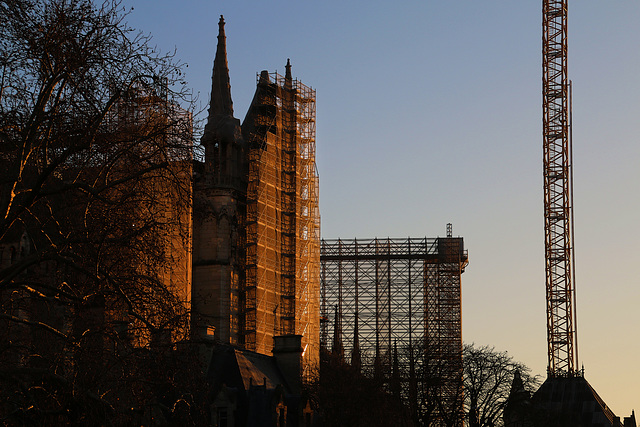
[
  {"left": 543, "top": 0, "right": 578, "bottom": 377},
  {"left": 321, "top": 235, "right": 468, "bottom": 425}
]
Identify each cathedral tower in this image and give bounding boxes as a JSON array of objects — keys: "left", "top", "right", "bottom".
[
  {"left": 242, "top": 63, "right": 320, "bottom": 377},
  {"left": 191, "top": 16, "right": 246, "bottom": 343}
]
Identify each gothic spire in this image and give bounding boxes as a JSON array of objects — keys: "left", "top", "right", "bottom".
[
  {"left": 350, "top": 319, "right": 361, "bottom": 372},
  {"left": 209, "top": 15, "right": 233, "bottom": 117},
  {"left": 332, "top": 305, "right": 344, "bottom": 360},
  {"left": 390, "top": 341, "right": 401, "bottom": 400},
  {"left": 200, "top": 15, "right": 244, "bottom": 188}
]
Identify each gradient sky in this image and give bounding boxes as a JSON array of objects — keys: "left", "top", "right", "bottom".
[{"left": 122, "top": 1, "right": 640, "bottom": 416}]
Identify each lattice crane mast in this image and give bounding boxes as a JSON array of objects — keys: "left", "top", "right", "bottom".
[{"left": 542, "top": 0, "right": 578, "bottom": 377}]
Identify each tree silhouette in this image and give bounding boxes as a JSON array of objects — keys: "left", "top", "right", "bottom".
[
  {"left": 464, "top": 344, "right": 540, "bottom": 427},
  {"left": 0, "top": 0, "right": 206, "bottom": 424}
]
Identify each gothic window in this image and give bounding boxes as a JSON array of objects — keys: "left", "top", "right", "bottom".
[
  {"left": 216, "top": 408, "right": 228, "bottom": 427},
  {"left": 277, "top": 404, "right": 287, "bottom": 427},
  {"left": 20, "top": 232, "right": 30, "bottom": 256},
  {"left": 220, "top": 144, "right": 227, "bottom": 175}
]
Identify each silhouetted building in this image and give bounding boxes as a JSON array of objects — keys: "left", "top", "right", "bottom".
[
  {"left": 504, "top": 374, "right": 637, "bottom": 427},
  {"left": 207, "top": 335, "right": 314, "bottom": 427}
]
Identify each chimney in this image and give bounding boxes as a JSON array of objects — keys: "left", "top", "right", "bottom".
[{"left": 273, "top": 334, "right": 303, "bottom": 394}]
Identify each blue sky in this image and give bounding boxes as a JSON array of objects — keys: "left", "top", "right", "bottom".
[{"left": 123, "top": 1, "right": 640, "bottom": 415}]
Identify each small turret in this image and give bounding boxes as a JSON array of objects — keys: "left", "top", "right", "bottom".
[
  {"left": 284, "top": 58, "right": 293, "bottom": 90},
  {"left": 504, "top": 370, "right": 532, "bottom": 427}
]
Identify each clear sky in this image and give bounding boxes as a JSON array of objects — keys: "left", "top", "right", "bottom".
[{"left": 122, "top": 0, "right": 640, "bottom": 416}]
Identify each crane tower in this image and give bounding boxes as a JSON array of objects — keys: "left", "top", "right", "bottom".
[
  {"left": 524, "top": 3, "right": 635, "bottom": 423},
  {"left": 542, "top": 0, "right": 578, "bottom": 377}
]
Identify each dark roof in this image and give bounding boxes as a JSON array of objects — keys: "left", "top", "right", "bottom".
[
  {"left": 206, "top": 343, "right": 290, "bottom": 394},
  {"left": 532, "top": 376, "right": 618, "bottom": 426},
  {"left": 235, "top": 349, "right": 289, "bottom": 391}
]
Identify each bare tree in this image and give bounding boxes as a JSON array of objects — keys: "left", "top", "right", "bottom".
[
  {"left": 0, "top": 0, "right": 206, "bottom": 424},
  {"left": 403, "top": 339, "right": 464, "bottom": 427},
  {"left": 464, "top": 344, "right": 540, "bottom": 427}
]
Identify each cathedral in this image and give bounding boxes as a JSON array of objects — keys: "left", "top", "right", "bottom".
[{"left": 0, "top": 14, "right": 318, "bottom": 426}]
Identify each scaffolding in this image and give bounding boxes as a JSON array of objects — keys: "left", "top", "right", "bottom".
[
  {"left": 320, "top": 232, "right": 467, "bottom": 425},
  {"left": 243, "top": 70, "right": 320, "bottom": 374}
]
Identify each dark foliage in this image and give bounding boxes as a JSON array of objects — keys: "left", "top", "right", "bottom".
[
  {"left": 464, "top": 344, "right": 540, "bottom": 427},
  {"left": 311, "top": 349, "right": 411, "bottom": 427},
  {"left": 0, "top": 0, "right": 207, "bottom": 424}
]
